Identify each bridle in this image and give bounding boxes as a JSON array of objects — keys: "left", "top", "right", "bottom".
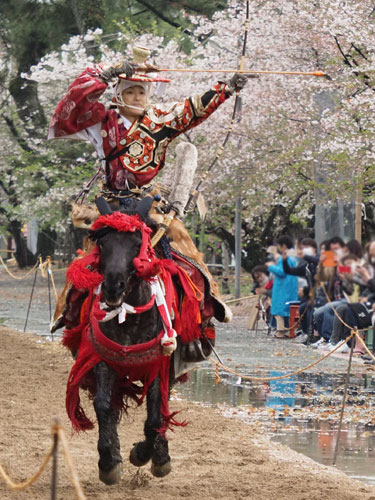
[{"left": 67, "top": 211, "right": 178, "bottom": 355}]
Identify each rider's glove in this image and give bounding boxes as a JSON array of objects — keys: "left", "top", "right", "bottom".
[
  {"left": 225, "top": 73, "right": 258, "bottom": 94},
  {"left": 100, "top": 62, "right": 134, "bottom": 81}
]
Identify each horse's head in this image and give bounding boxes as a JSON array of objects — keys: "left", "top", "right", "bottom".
[{"left": 89, "top": 197, "right": 155, "bottom": 307}]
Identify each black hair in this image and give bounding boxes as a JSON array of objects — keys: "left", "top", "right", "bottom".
[
  {"left": 301, "top": 237, "right": 318, "bottom": 250},
  {"left": 345, "top": 239, "right": 363, "bottom": 259},
  {"left": 341, "top": 253, "right": 360, "bottom": 264},
  {"left": 327, "top": 236, "right": 345, "bottom": 249},
  {"left": 275, "top": 235, "right": 294, "bottom": 249},
  {"left": 251, "top": 265, "right": 269, "bottom": 277}
]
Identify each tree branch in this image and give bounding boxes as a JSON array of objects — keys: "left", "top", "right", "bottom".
[
  {"left": 1, "top": 114, "right": 34, "bottom": 153},
  {"left": 135, "top": 0, "right": 192, "bottom": 35}
]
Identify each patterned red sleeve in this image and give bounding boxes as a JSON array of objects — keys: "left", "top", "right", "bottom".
[
  {"left": 48, "top": 66, "right": 108, "bottom": 138},
  {"left": 149, "top": 82, "right": 231, "bottom": 136}
]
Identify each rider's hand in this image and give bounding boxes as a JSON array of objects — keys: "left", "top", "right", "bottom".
[
  {"left": 100, "top": 61, "right": 134, "bottom": 81},
  {"left": 226, "top": 73, "right": 258, "bottom": 93}
]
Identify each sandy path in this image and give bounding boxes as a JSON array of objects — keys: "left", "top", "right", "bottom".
[{"left": 0, "top": 326, "right": 374, "bottom": 500}]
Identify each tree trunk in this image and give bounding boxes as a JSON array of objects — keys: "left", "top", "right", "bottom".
[{"left": 7, "top": 220, "right": 37, "bottom": 268}]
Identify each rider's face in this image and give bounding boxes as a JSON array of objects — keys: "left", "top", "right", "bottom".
[{"left": 119, "top": 85, "right": 147, "bottom": 120}]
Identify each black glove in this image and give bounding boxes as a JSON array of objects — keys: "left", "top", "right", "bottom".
[
  {"left": 100, "top": 61, "right": 134, "bottom": 81},
  {"left": 226, "top": 73, "right": 258, "bottom": 94}
]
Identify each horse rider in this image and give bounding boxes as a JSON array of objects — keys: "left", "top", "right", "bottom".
[{"left": 47, "top": 56, "right": 250, "bottom": 343}]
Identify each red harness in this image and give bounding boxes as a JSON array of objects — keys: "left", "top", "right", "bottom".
[{"left": 64, "top": 212, "right": 200, "bottom": 433}]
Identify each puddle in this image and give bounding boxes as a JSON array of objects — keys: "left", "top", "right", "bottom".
[{"left": 177, "top": 366, "right": 375, "bottom": 485}]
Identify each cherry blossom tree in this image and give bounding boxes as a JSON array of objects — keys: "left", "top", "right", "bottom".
[{"left": 1, "top": 0, "right": 375, "bottom": 268}]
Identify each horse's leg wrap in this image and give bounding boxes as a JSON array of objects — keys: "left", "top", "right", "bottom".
[{"left": 94, "top": 362, "right": 122, "bottom": 484}]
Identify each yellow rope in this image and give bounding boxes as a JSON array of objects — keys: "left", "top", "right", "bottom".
[
  {"left": 0, "top": 421, "right": 87, "bottom": 497},
  {"left": 48, "top": 260, "right": 58, "bottom": 300},
  {"left": 57, "top": 426, "right": 86, "bottom": 500},
  {"left": 355, "top": 333, "right": 375, "bottom": 362},
  {"left": 0, "top": 425, "right": 56, "bottom": 491},
  {"left": 320, "top": 281, "right": 369, "bottom": 333},
  {"left": 39, "top": 256, "right": 58, "bottom": 299},
  {"left": 0, "top": 254, "right": 59, "bottom": 299},
  {"left": 224, "top": 294, "right": 255, "bottom": 304},
  {"left": 210, "top": 330, "right": 356, "bottom": 383},
  {"left": 0, "top": 254, "right": 40, "bottom": 280}
]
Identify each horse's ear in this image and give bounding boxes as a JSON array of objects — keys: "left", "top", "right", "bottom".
[
  {"left": 95, "top": 197, "right": 113, "bottom": 215},
  {"left": 136, "top": 196, "right": 154, "bottom": 220}
]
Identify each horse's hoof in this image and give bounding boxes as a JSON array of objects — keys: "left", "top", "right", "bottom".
[
  {"left": 151, "top": 460, "right": 172, "bottom": 478},
  {"left": 99, "top": 463, "right": 122, "bottom": 485},
  {"left": 129, "top": 443, "right": 152, "bottom": 467}
]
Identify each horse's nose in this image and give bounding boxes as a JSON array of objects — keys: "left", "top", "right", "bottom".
[{"left": 102, "top": 272, "right": 127, "bottom": 305}]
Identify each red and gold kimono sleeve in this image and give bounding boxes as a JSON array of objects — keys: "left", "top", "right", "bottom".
[
  {"left": 147, "top": 82, "right": 231, "bottom": 136},
  {"left": 48, "top": 66, "right": 108, "bottom": 138}
]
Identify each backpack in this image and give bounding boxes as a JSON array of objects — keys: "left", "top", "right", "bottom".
[{"left": 349, "top": 303, "right": 373, "bottom": 329}]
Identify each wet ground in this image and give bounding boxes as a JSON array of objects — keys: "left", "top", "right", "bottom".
[
  {"left": 176, "top": 329, "right": 375, "bottom": 486},
  {"left": 1, "top": 265, "right": 375, "bottom": 485}
]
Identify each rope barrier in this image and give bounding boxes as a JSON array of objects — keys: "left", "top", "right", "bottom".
[
  {"left": 355, "top": 334, "right": 375, "bottom": 363},
  {"left": 210, "top": 330, "right": 357, "bottom": 383},
  {"left": 55, "top": 423, "right": 87, "bottom": 500},
  {"left": 224, "top": 294, "right": 254, "bottom": 304},
  {"left": 0, "top": 441, "right": 54, "bottom": 491},
  {"left": 0, "top": 254, "right": 60, "bottom": 301},
  {"left": 0, "top": 420, "right": 86, "bottom": 498},
  {"left": 320, "top": 281, "right": 369, "bottom": 333},
  {"left": 39, "top": 256, "right": 58, "bottom": 300},
  {"left": 0, "top": 254, "right": 40, "bottom": 280}
]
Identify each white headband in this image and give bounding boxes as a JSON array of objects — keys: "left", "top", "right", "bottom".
[{"left": 113, "top": 79, "right": 152, "bottom": 108}]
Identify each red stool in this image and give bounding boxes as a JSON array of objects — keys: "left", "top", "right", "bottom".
[{"left": 289, "top": 304, "right": 300, "bottom": 339}]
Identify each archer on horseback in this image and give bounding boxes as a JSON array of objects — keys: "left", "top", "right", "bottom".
[{"left": 48, "top": 48, "right": 251, "bottom": 355}]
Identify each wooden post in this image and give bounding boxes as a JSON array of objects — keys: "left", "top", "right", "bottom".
[
  {"left": 333, "top": 336, "right": 355, "bottom": 465},
  {"left": 355, "top": 183, "right": 362, "bottom": 243},
  {"left": 235, "top": 196, "right": 242, "bottom": 299}
]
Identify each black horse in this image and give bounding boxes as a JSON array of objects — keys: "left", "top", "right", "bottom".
[{"left": 87, "top": 197, "right": 173, "bottom": 484}]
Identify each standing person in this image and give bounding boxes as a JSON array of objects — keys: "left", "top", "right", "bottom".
[
  {"left": 282, "top": 237, "right": 319, "bottom": 343},
  {"left": 266, "top": 235, "right": 298, "bottom": 338}
]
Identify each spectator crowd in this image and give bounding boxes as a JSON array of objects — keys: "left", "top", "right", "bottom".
[{"left": 251, "top": 235, "right": 375, "bottom": 356}]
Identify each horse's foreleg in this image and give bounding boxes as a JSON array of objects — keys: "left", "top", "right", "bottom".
[
  {"left": 94, "top": 362, "right": 122, "bottom": 485},
  {"left": 129, "top": 376, "right": 171, "bottom": 477}
]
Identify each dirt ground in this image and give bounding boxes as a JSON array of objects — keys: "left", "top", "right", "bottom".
[{"left": 0, "top": 327, "right": 374, "bottom": 500}]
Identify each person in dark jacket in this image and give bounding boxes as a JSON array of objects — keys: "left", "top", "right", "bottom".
[
  {"left": 323, "top": 259, "right": 375, "bottom": 353},
  {"left": 282, "top": 238, "right": 319, "bottom": 341}
]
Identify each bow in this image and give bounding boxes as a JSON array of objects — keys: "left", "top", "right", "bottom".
[{"left": 185, "top": 0, "right": 250, "bottom": 212}]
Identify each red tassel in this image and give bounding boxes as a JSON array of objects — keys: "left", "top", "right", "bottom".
[
  {"left": 179, "top": 295, "right": 202, "bottom": 343},
  {"left": 67, "top": 249, "right": 103, "bottom": 290},
  {"left": 133, "top": 257, "right": 161, "bottom": 279}
]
